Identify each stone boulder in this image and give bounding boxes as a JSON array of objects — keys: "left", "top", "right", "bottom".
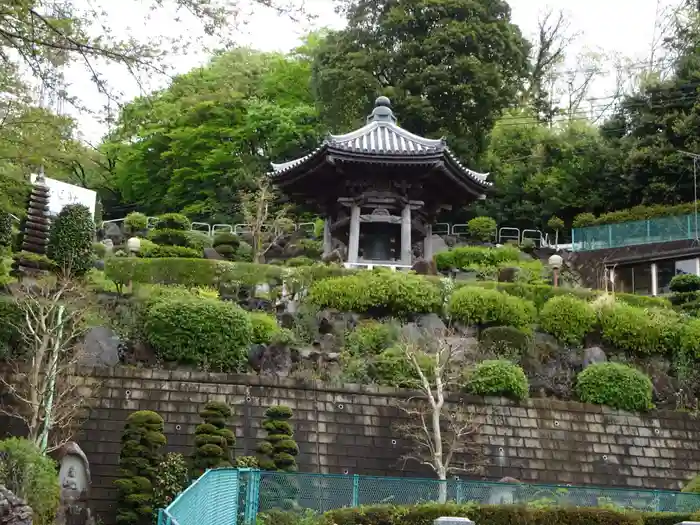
[
  {"left": 582, "top": 346, "right": 606, "bottom": 368},
  {"left": 248, "top": 343, "right": 294, "bottom": 376},
  {"left": 0, "top": 486, "right": 33, "bottom": 525}
]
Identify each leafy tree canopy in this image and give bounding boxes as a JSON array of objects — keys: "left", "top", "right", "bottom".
[
  {"left": 103, "top": 48, "right": 324, "bottom": 223},
  {"left": 311, "top": 0, "right": 531, "bottom": 161}
]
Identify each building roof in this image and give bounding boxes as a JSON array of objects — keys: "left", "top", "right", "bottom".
[{"left": 269, "top": 96, "right": 491, "bottom": 188}]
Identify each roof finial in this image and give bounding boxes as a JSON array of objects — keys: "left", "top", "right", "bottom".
[{"left": 367, "top": 95, "right": 396, "bottom": 124}]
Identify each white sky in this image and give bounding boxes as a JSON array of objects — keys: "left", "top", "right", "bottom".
[{"left": 60, "top": 0, "right": 683, "bottom": 144}]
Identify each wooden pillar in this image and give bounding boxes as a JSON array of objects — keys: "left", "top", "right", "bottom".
[
  {"left": 401, "top": 203, "right": 412, "bottom": 265},
  {"left": 322, "top": 219, "right": 332, "bottom": 257},
  {"left": 423, "top": 224, "right": 433, "bottom": 261},
  {"left": 348, "top": 204, "right": 360, "bottom": 263}
]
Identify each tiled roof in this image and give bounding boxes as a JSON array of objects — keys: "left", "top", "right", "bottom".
[{"left": 269, "top": 96, "right": 490, "bottom": 187}]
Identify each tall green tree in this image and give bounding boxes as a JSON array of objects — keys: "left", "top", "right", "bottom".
[
  {"left": 599, "top": 3, "right": 700, "bottom": 207},
  {"left": 103, "top": 48, "right": 324, "bottom": 222},
  {"left": 311, "top": 0, "right": 530, "bottom": 161},
  {"left": 477, "top": 111, "right": 620, "bottom": 229}
]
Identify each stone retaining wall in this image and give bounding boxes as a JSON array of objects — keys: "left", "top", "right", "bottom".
[{"left": 73, "top": 367, "right": 700, "bottom": 520}]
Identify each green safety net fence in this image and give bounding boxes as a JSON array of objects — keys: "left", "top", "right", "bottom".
[
  {"left": 572, "top": 214, "right": 699, "bottom": 251},
  {"left": 158, "top": 469, "right": 700, "bottom": 525}
]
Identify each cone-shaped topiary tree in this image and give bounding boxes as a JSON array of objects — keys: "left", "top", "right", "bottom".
[
  {"left": 256, "top": 405, "right": 299, "bottom": 471},
  {"left": 47, "top": 203, "right": 95, "bottom": 276},
  {"left": 191, "top": 401, "right": 235, "bottom": 477},
  {"left": 114, "top": 410, "right": 166, "bottom": 525}
]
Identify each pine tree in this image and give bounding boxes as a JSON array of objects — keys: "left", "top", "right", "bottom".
[
  {"left": 191, "top": 401, "right": 235, "bottom": 476},
  {"left": 256, "top": 405, "right": 299, "bottom": 471}
]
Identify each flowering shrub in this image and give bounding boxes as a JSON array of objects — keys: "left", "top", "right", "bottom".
[{"left": 153, "top": 452, "right": 190, "bottom": 512}]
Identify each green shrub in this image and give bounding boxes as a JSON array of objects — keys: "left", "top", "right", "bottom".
[
  {"left": 124, "top": 212, "right": 148, "bottom": 234},
  {"left": 115, "top": 410, "right": 167, "bottom": 525},
  {"left": 547, "top": 215, "right": 565, "bottom": 232},
  {"left": 540, "top": 295, "right": 597, "bottom": 346},
  {"left": 152, "top": 452, "right": 190, "bottom": 512},
  {"left": 215, "top": 244, "right": 236, "bottom": 259},
  {"left": 144, "top": 295, "right": 253, "bottom": 371},
  {"left": 250, "top": 312, "right": 281, "bottom": 344},
  {"left": 0, "top": 211, "right": 12, "bottom": 247},
  {"left": 155, "top": 213, "right": 190, "bottom": 231},
  {"left": 323, "top": 502, "right": 642, "bottom": 525},
  {"left": 235, "top": 456, "right": 259, "bottom": 468},
  {"left": 467, "top": 216, "right": 497, "bottom": 242},
  {"left": 308, "top": 269, "right": 442, "bottom": 317},
  {"left": 599, "top": 303, "right": 679, "bottom": 355},
  {"left": 185, "top": 230, "right": 213, "bottom": 250},
  {"left": 0, "top": 437, "right": 60, "bottom": 525},
  {"left": 192, "top": 401, "right": 235, "bottom": 476},
  {"left": 104, "top": 257, "right": 285, "bottom": 290},
  {"left": 345, "top": 321, "right": 399, "bottom": 356},
  {"left": 367, "top": 346, "right": 432, "bottom": 387},
  {"left": 256, "top": 405, "right": 299, "bottom": 471},
  {"left": 47, "top": 204, "right": 95, "bottom": 276},
  {"left": 147, "top": 228, "right": 191, "bottom": 247},
  {"left": 683, "top": 475, "right": 700, "bottom": 493},
  {"left": 643, "top": 514, "right": 694, "bottom": 525},
  {"left": 679, "top": 318, "right": 700, "bottom": 358},
  {"left": 212, "top": 231, "right": 240, "bottom": 249},
  {"left": 140, "top": 244, "right": 202, "bottom": 258},
  {"left": 93, "top": 241, "right": 107, "bottom": 258},
  {"left": 573, "top": 202, "right": 699, "bottom": 228},
  {"left": 448, "top": 286, "right": 536, "bottom": 331},
  {"left": 434, "top": 245, "right": 520, "bottom": 271},
  {"left": 0, "top": 296, "right": 22, "bottom": 359},
  {"left": 235, "top": 241, "right": 254, "bottom": 262},
  {"left": 286, "top": 256, "right": 314, "bottom": 267},
  {"left": 576, "top": 362, "right": 653, "bottom": 411},
  {"left": 478, "top": 326, "right": 531, "bottom": 358},
  {"left": 670, "top": 274, "right": 700, "bottom": 293},
  {"left": 464, "top": 359, "right": 529, "bottom": 400}
]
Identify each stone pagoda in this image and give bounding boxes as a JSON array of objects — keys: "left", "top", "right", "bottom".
[
  {"left": 12, "top": 172, "right": 52, "bottom": 276},
  {"left": 269, "top": 97, "right": 491, "bottom": 267}
]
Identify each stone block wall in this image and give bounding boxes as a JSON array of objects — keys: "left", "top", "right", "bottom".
[{"left": 74, "top": 367, "right": 700, "bottom": 520}]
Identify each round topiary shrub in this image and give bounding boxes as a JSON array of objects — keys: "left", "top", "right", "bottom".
[
  {"left": 467, "top": 216, "right": 497, "bottom": 242},
  {"left": 0, "top": 437, "right": 60, "bottom": 525},
  {"left": 144, "top": 296, "right": 253, "bottom": 371},
  {"left": 213, "top": 231, "right": 240, "bottom": 249},
  {"left": 478, "top": 326, "right": 531, "bottom": 358},
  {"left": 115, "top": 410, "right": 166, "bottom": 525},
  {"left": 191, "top": 401, "right": 235, "bottom": 476},
  {"left": 463, "top": 359, "right": 529, "bottom": 400},
  {"left": 147, "top": 228, "right": 191, "bottom": 248},
  {"left": 47, "top": 204, "right": 95, "bottom": 276},
  {"left": 250, "top": 312, "right": 281, "bottom": 344},
  {"left": 575, "top": 362, "right": 653, "bottom": 411},
  {"left": 448, "top": 286, "right": 536, "bottom": 331},
  {"left": 155, "top": 213, "right": 190, "bottom": 231},
  {"left": 539, "top": 295, "right": 597, "bottom": 347},
  {"left": 124, "top": 212, "right": 148, "bottom": 234},
  {"left": 670, "top": 274, "right": 700, "bottom": 294},
  {"left": 256, "top": 405, "right": 299, "bottom": 471},
  {"left": 308, "top": 270, "right": 442, "bottom": 318}
]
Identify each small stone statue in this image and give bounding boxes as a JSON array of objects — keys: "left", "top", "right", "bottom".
[
  {"left": 101, "top": 238, "right": 113, "bottom": 256},
  {"left": 56, "top": 443, "right": 94, "bottom": 525}
]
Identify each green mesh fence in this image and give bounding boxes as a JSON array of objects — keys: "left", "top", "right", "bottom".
[
  {"left": 160, "top": 469, "right": 700, "bottom": 525},
  {"left": 572, "top": 213, "right": 699, "bottom": 251}
]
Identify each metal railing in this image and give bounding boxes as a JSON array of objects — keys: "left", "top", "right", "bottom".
[
  {"left": 572, "top": 214, "right": 700, "bottom": 252},
  {"left": 158, "top": 469, "right": 700, "bottom": 525},
  {"left": 101, "top": 213, "right": 559, "bottom": 247}
]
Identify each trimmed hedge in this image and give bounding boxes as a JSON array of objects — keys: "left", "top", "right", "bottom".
[
  {"left": 464, "top": 359, "right": 529, "bottom": 400},
  {"left": 250, "top": 312, "right": 281, "bottom": 345},
  {"left": 322, "top": 503, "right": 644, "bottom": 525},
  {"left": 576, "top": 362, "right": 653, "bottom": 411},
  {"left": 140, "top": 244, "right": 202, "bottom": 258},
  {"left": 435, "top": 245, "right": 520, "bottom": 271},
  {"left": 573, "top": 202, "right": 697, "bottom": 228},
  {"left": 478, "top": 326, "right": 531, "bottom": 357},
  {"left": 464, "top": 281, "right": 670, "bottom": 310},
  {"left": 155, "top": 213, "right": 190, "bottom": 230},
  {"left": 143, "top": 295, "right": 253, "bottom": 371},
  {"left": 540, "top": 295, "right": 597, "bottom": 347},
  {"left": 308, "top": 269, "right": 442, "bottom": 317},
  {"left": 448, "top": 286, "right": 536, "bottom": 331}
]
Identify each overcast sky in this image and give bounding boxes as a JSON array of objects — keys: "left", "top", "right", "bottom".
[{"left": 61, "top": 0, "right": 683, "bottom": 143}]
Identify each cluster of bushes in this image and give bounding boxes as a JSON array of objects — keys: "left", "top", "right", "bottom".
[
  {"left": 434, "top": 245, "right": 546, "bottom": 283},
  {"left": 308, "top": 268, "right": 442, "bottom": 318},
  {"left": 572, "top": 202, "right": 697, "bottom": 228}
]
